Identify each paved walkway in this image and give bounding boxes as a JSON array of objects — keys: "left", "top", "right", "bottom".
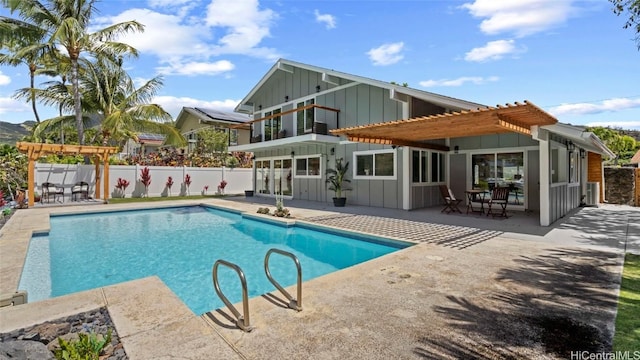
[{"left": 0, "top": 198, "right": 637, "bottom": 359}]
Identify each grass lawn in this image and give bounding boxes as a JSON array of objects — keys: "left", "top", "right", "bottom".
[
  {"left": 107, "top": 194, "right": 230, "bottom": 204},
  {"left": 613, "top": 253, "right": 640, "bottom": 351}
]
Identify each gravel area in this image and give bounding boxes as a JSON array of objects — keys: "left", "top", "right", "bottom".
[{"left": 0, "top": 307, "right": 126, "bottom": 359}]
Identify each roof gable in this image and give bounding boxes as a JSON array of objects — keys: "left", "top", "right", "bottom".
[{"left": 235, "top": 58, "right": 485, "bottom": 113}]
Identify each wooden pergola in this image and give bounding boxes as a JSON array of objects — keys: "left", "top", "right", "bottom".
[
  {"left": 331, "top": 101, "right": 557, "bottom": 147},
  {"left": 16, "top": 142, "right": 118, "bottom": 207}
]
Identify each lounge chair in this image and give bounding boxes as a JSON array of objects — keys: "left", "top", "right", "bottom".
[
  {"left": 71, "top": 181, "right": 89, "bottom": 201},
  {"left": 439, "top": 185, "right": 462, "bottom": 214},
  {"left": 42, "top": 182, "right": 64, "bottom": 203},
  {"left": 487, "top": 187, "right": 509, "bottom": 218}
]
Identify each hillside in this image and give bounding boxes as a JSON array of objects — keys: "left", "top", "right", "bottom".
[{"left": 0, "top": 121, "right": 32, "bottom": 145}]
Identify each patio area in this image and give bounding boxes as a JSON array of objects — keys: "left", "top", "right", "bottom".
[{"left": 0, "top": 198, "right": 638, "bottom": 359}]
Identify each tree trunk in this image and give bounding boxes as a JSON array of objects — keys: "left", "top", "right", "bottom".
[
  {"left": 71, "top": 56, "right": 84, "bottom": 145},
  {"left": 29, "top": 64, "right": 40, "bottom": 124}
]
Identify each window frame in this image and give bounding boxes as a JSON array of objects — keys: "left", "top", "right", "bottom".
[
  {"left": 352, "top": 149, "right": 397, "bottom": 180},
  {"left": 293, "top": 154, "right": 322, "bottom": 179}
]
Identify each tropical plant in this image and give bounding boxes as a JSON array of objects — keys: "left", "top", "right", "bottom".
[
  {"left": 184, "top": 174, "right": 191, "bottom": 195},
  {"left": 54, "top": 329, "right": 112, "bottom": 360},
  {"left": 139, "top": 167, "right": 151, "bottom": 197},
  {"left": 326, "top": 158, "right": 351, "bottom": 199},
  {"left": 202, "top": 185, "right": 209, "bottom": 195},
  {"left": 115, "top": 177, "right": 129, "bottom": 198},
  {"left": 2, "top": 0, "right": 144, "bottom": 144},
  {"left": 217, "top": 179, "right": 227, "bottom": 194},
  {"left": 166, "top": 176, "right": 173, "bottom": 196},
  {"left": 610, "top": 0, "right": 640, "bottom": 50}
]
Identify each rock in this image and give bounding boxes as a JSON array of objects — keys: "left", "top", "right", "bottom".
[
  {"left": 31, "top": 322, "right": 71, "bottom": 344},
  {"left": 0, "top": 340, "right": 55, "bottom": 360},
  {"left": 47, "top": 332, "right": 79, "bottom": 352}
]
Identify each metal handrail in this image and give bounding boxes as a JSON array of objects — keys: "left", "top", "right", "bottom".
[
  {"left": 212, "top": 259, "right": 253, "bottom": 332},
  {"left": 264, "top": 248, "right": 303, "bottom": 311}
]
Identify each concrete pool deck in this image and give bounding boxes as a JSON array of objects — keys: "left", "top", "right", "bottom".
[{"left": 0, "top": 198, "right": 638, "bottom": 359}]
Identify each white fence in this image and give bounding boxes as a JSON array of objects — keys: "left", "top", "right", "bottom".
[{"left": 34, "top": 163, "right": 253, "bottom": 199}]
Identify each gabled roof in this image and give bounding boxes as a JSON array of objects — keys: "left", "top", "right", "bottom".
[
  {"left": 631, "top": 149, "right": 640, "bottom": 164},
  {"left": 175, "top": 107, "right": 250, "bottom": 129},
  {"left": 540, "top": 123, "right": 616, "bottom": 158},
  {"left": 235, "top": 58, "right": 485, "bottom": 113}
]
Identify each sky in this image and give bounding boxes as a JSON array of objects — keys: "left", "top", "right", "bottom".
[{"left": 1, "top": 0, "right": 639, "bottom": 130}]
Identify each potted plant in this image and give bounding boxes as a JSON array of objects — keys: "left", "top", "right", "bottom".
[{"left": 326, "top": 158, "right": 351, "bottom": 207}]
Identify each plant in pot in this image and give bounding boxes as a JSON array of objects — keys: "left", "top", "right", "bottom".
[{"left": 326, "top": 158, "right": 351, "bottom": 207}]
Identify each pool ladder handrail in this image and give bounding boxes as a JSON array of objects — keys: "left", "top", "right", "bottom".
[
  {"left": 212, "top": 259, "right": 253, "bottom": 332},
  {"left": 264, "top": 248, "right": 303, "bottom": 311}
]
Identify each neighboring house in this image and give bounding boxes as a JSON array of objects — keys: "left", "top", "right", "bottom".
[
  {"left": 229, "top": 59, "right": 614, "bottom": 226},
  {"left": 123, "top": 133, "right": 165, "bottom": 156},
  {"left": 175, "top": 107, "right": 251, "bottom": 154},
  {"left": 631, "top": 150, "right": 640, "bottom": 168}
]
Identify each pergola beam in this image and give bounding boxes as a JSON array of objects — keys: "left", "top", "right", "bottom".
[{"left": 16, "top": 142, "right": 118, "bottom": 207}]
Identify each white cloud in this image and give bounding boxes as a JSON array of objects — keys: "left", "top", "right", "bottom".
[
  {"left": 153, "top": 96, "right": 240, "bottom": 119},
  {"left": 0, "top": 96, "right": 29, "bottom": 115},
  {"left": 461, "top": 0, "right": 575, "bottom": 37},
  {"left": 147, "top": 0, "right": 193, "bottom": 8},
  {"left": 464, "top": 39, "right": 525, "bottom": 62},
  {"left": 419, "top": 76, "right": 499, "bottom": 88},
  {"left": 0, "top": 71, "right": 10, "bottom": 86},
  {"left": 95, "top": 8, "right": 213, "bottom": 60},
  {"left": 206, "top": 0, "right": 279, "bottom": 57},
  {"left": 548, "top": 97, "right": 640, "bottom": 116},
  {"left": 314, "top": 10, "right": 336, "bottom": 29},
  {"left": 156, "top": 60, "right": 235, "bottom": 76},
  {"left": 93, "top": 1, "right": 280, "bottom": 76},
  {"left": 584, "top": 121, "right": 640, "bottom": 130},
  {"left": 367, "top": 42, "right": 404, "bottom": 66}
]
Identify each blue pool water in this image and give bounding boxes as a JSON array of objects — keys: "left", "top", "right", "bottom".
[{"left": 19, "top": 206, "right": 408, "bottom": 315}]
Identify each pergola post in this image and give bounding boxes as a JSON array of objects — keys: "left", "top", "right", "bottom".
[
  {"left": 94, "top": 155, "right": 101, "bottom": 200},
  {"left": 16, "top": 142, "right": 118, "bottom": 207},
  {"left": 103, "top": 153, "right": 110, "bottom": 203}
]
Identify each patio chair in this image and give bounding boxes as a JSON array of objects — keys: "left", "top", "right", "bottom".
[
  {"left": 487, "top": 187, "right": 509, "bottom": 218},
  {"left": 439, "top": 185, "right": 462, "bottom": 214},
  {"left": 71, "top": 181, "right": 89, "bottom": 201},
  {"left": 42, "top": 182, "right": 64, "bottom": 203}
]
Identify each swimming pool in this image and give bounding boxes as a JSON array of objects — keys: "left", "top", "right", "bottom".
[{"left": 19, "top": 206, "right": 409, "bottom": 315}]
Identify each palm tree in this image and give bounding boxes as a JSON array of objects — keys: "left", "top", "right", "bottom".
[
  {"left": 2, "top": 0, "right": 144, "bottom": 144},
  {"left": 81, "top": 58, "right": 186, "bottom": 148},
  {"left": 0, "top": 17, "right": 49, "bottom": 123}
]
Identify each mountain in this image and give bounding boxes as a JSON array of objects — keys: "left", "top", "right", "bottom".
[{"left": 0, "top": 121, "right": 32, "bottom": 145}]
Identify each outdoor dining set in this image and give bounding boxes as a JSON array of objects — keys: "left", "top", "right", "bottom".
[
  {"left": 40, "top": 182, "right": 90, "bottom": 203},
  {"left": 439, "top": 185, "right": 510, "bottom": 218}
]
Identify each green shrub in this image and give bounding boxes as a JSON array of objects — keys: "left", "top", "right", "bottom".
[{"left": 54, "top": 330, "right": 111, "bottom": 360}]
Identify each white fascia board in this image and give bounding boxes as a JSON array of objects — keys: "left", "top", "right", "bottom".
[
  {"left": 322, "top": 73, "right": 340, "bottom": 85},
  {"left": 541, "top": 123, "right": 615, "bottom": 158},
  {"left": 236, "top": 103, "right": 254, "bottom": 114},
  {"left": 390, "top": 88, "right": 410, "bottom": 103},
  {"left": 230, "top": 134, "right": 342, "bottom": 152}
]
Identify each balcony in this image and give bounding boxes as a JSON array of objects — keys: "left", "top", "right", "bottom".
[{"left": 230, "top": 104, "right": 340, "bottom": 152}]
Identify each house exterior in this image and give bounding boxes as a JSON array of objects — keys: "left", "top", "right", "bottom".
[
  {"left": 229, "top": 59, "right": 614, "bottom": 226},
  {"left": 122, "top": 133, "right": 166, "bottom": 156},
  {"left": 175, "top": 107, "right": 252, "bottom": 153}
]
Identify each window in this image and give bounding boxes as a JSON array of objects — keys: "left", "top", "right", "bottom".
[
  {"left": 295, "top": 155, "right": 321, "bottom": 178},
  {"left": 569, "top": 151, "right": 578, "bottom": 183},
  {"left": 551, "top": 145, "right": 568, "bottom": 183},
  {"left": 431, "top": 152, "right": 445, "bottom": 183},
  {"left": 412, "top": 150, "right": 444, "bottom": 183},
  {"left": 296, "top": 99, "right": 315, "bottom": 134},
  {"left": 354, "top": 150, "right": 396, "bottom": 179},
  {"left": 472, "top": 151, "right": 524, "bottom": 206},
  {"left": 229, "top": 129, "right": 238, "bottom": 146}
]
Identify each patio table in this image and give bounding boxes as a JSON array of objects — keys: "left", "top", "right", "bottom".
[{"left": 465, "top": 189, "right": 487, "bottom": 214}]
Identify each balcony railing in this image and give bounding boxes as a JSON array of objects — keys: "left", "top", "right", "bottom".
[{"left": 236, "top": 104, "right": 339, "bottom": 144}]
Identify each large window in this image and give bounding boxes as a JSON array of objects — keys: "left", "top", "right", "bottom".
[
  {"left": 296, "top": 99, "right": 314, "bottom": 134},
  {"left": 263, "top": 109, "right": 281, "bottom": 141},
  {"left": 256, "top": 160, "right": 271, "bottom": 194},
  {"left": 295, "top": 155, "right": 321, "bottom": 178},
  {"left": 472, "top": 152, "right": 524, "bottom": 205},
  {"left": 354, "top": 150, "right": 396, "bottom": 179},
  {"left": 551, "top": 145, "right": 568, "bottom": 183},
  {"left": 569, "top": 151, "right": 579, "bottom": 183},
  {"left": 411, "top": 150, "right": 445, "bottom": 183}
]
